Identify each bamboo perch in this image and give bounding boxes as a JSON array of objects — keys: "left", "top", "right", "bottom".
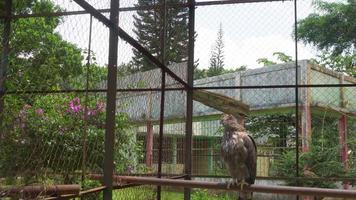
[{"left": 0, "top": 184, "right": 80, "bottom": 198}]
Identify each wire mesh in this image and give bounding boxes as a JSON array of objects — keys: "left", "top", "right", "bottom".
[{"left": 0, "top": 0, "right": 355, "bottom": 199}]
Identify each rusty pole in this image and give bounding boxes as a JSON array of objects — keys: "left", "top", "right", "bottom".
[
  {"left": 0, "top": 185, "right": 80, "bottom": 198},
  {"left": 157, "top": 0, "right": 167, "bottom": 199},
  {"left": 293, "top": 0, "right": 300, "bottom": 199},
  {"left": 184, "top": 0, "right": 195, "bottom": 199},
  {"left": 0, "top": 0, "right": 12, "bottom": 138},
  {"left": 103, "top": 0, "right": 119, "bottom": 199},
  {"left": 117, "top": 176, "right": 356, "bottom": 199}
]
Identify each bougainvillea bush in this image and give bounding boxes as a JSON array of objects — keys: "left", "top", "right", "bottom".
[{"left": 0, "top": 94, "right": 138, "bottom": 184}]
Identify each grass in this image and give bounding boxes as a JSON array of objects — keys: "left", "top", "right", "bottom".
[{"left": 111, "top": 187, "right": 235, "bottom": 200}]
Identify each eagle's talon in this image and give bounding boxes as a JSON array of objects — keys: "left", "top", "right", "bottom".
[{"left": 238, "top": 180, "right": 249, "bottom": 191}]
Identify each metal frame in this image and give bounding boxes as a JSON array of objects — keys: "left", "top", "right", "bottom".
[
  {"left": 1, "top": 0, "right": 355, "bottom": 200},
  {"left": 114, "top": 176, "right": 356, "bottom": 199},
  {"left": 0, "top": 0, "right": 290, "bottom": 19}
]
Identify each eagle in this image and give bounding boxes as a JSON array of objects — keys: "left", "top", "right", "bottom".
[{"left": 220, "top": 114, "right": 257, "bottom": 200}]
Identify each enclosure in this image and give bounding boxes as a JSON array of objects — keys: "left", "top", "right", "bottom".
[{"left": 0, "top": 0, "right": 355, "bottom": 199}]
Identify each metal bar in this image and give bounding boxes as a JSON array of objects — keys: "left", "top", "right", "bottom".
[
  {"left": 195, "top": 0, "right": 288, "bottom": 6},
  {"left": 117, "top": 176, "right": 356, "bottom": 198},
  {"left": 73, "top": 0, "right": 189, "bottom": 89},
  {"left": 103, "top": 0, "right": 120, "bottom": 199},
  {"left": 2, "top": 83, "right": 356, "bottom": 96},
  {"left": 0, "top": 185, "right": 80, "bottom": 198},
  {"left": 0, "top": 0, "right": 12, "bottom": 138},
  {"left": 81, "top": 13, "right": 93, "bottom": 187},
  {"left": 87, "top": 173, "right": 356, "bottom": 182},
  {"left": 44, "top": 186, "right": 107, "bottom": 200},
  {"left": 7, "top": 0, "right": 289, "bottom": 19},
  {"left": 157, "top": 0, "right": 167, "bottom": 199},
  {"left": 184, "top": 0, "right": 195, "bottom": 199},
  {"left": 294, "top": 1, "right": 300, "bottom": 199}
]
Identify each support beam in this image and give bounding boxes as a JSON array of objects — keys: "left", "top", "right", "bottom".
[
  {"left": 103, "top": 0, "right": 119, "bottom": 199},
  {"left": 184, "top": 0, "right": 195, "bottom": 199},
  {"left": 72, "top": 0, "right": 189, "bottom": 89},
  {"left": 116, "top": 176, "right": 356, "bottom": 199},
  {"left": 0, "top": 0, "right": 12, "bottom": 138}
]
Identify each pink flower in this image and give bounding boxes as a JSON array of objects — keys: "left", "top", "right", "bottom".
[
  {"left": 87, "top": 109, "right": 97, "bottom": 116},
  {"left": 68, "top": 97, "right": 82, "bottom": 114},
  {"left": 35, "top": 108, "right": 44, "bottom": 116},
  {"left": 96, "top": 101, "right": 105, "bottom": 112}
]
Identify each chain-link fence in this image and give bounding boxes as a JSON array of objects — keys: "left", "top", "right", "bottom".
[{"left": 0, "top": 0, "right": 355, "bottom": 199}]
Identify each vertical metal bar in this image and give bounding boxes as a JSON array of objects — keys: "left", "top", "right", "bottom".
[
  {"left": 0, "top": 0, "right": 12, "bottom": 138},
  {"left": 185, "top": 0, "right": 195, "bottom": 199},
  {"left": 157, "top": 1, "right": 167, "bottom": 199},
  {"left": 81, "top": 14, "right": 93, "bottom": 186},
  {"left": 104, "top": 0, "right": 119, "bottom": 199},
  {"left": 294, "top": 0, "right": 300, "bottom": 199}
]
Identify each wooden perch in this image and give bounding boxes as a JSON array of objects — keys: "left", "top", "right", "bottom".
[{"left": 193, "top": 89, "right": 249, "bottom": 116}]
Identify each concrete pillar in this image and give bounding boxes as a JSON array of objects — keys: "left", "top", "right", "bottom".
[{"left": 338, "top": 115, "right": 349, "bottom": 189}]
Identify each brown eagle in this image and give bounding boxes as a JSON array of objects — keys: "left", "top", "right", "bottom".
[{"left": 221, "top": 114, "right": 257, "bottom": 200}]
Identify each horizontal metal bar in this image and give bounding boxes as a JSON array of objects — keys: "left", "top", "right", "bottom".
[
  {"left": 1, "top": 87, "right": 185, "bottom": 95},
  {"left": 1, "top": 83, "right": 355, "bottom": 95},
  {"left": 193, "top": 83, "right": 356, "bottom": 90},
  {"left": 7, "top": 0, "right": 289, "bottom": 19},
  {"left": 196, "top": 0, "right": 289, "bottom": 6},
  {"left": 44, "top": 186, "right": 107, "bottom": 200},
  {"left": 91, "top": 173, "right": 356, "bottom": 182},
  {"left": 117, "top": 176, "right": 356, "bottom": 198},
  {"left": 0, "top": 184, "right": 80, "bottom": 198},
  {"left": 113, "top": 175, "right": 187, "bottom": 190}
]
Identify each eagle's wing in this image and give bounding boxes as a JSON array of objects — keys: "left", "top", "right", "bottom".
[{"left": 243, "top": 134, "right": 257, "bottom": 184}]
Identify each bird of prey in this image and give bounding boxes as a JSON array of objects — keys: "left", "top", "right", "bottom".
[{"left": 220, "top": 114, "right": 257, "bottom": 200}]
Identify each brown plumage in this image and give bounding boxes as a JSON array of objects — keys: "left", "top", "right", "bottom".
[{"left": 220, "top": 114, "right": 257, "bottom": 200}]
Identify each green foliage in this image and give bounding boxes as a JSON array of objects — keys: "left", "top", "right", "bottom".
[
  {"left": 297, "top": 0, "right": 355, "bottom": 56},
  {"left": 297, "top": 0, "right": 355, "bottom": 77},
  {"left": 271, "top": 116, "right": 349, "bottom": 188},
  {"left": 247, "top": 114, "right": 295, "bottom": 148},
  {"left": 113, "top": 187, "right": 155, "bottom": 200},
  {"left": 257, "top": 58, "right": 277, "bottom": 66},
  {"left": 192, "top": 189, "right": 234, "bottom": 200},
  {"left": 257, "top": 52, "right": 292, "bottom": 66},
  {"left": 131, "top": 0, "right": 189, "bottom": 71},
  {"left": 0, "top": 0, "right": 83, "bottom": 92},
  {"left": 0, "top": 94, "right": 137, "bottom": 184}
]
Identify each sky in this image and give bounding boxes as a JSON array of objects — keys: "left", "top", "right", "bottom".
[{"left": 55, "top": 0, "right": 327, "bottom": 70}]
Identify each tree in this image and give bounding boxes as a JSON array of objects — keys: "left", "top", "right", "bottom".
[
  {"left": 131, "top": 0, "right": 189, "bottom": 71},
  {"left": 297, "top": 0, "right": 355, "bottom": 77},
  {"left": 257, "top": 52, "right": 292, "bottom": 67},
  {"left": 207, "top": 23, "right": 225, "bottom": 77},
  {"left": 0, "top": 1, "right": 84, "bottom": 93}
]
